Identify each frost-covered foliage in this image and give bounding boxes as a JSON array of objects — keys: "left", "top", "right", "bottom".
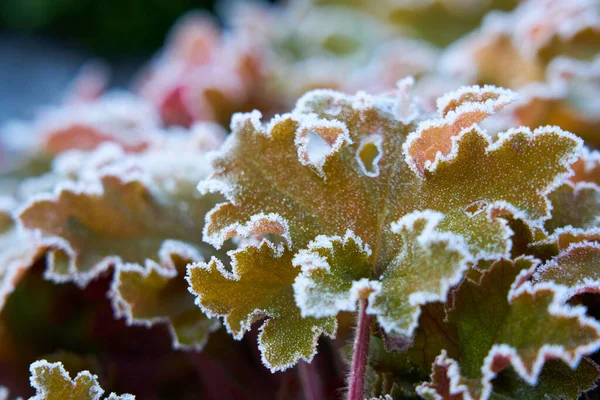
[{"left": 2, "top": 0, "right": 600, "bottom": 399}]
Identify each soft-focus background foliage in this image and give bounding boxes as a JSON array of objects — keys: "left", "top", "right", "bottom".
[{"left": 0, "top": 0, "right": 217, "bottom": 123}]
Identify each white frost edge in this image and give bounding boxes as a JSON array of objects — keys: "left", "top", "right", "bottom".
[
  {"left": 370, "top": 210, "right": 473, "bottom": 337},
  {"left": 355, "top": 134, "right": 384, "bottom": 178},
  {"left": 29, "top": 360, "right": 134, "bottom": 400},
  {"left": 479, "top": 280, "right": 600, "bottom": 399},
  {"left": 294, "top": 112, "right": 352, "bottom": 179},
  {"left": 292, "top": 230, "right": 377, "bottom": 318},
  {"left": 108, "top": 240, "right": 218, "bottom": 352},
  {"left": 186, "top": 239, "right": 337, "bottom": 372},
  {"left": 533, "top": 240, "right": 600, "bottom": 300},
  {"left": 201, "top": 208, "right": 292, "bottom": 250},
  {"left": 531, "top": 225, "right": 600, "bottom": 250},
  {"left": 15, "top": 173, "right": 194, "bottom": 287},
  {"left": 403, "top": 85, "right": 517, "bottom": 174},
  {"left": 411, "top": 124, "right": 581, "bottom": 225},
  {"left": 415, "top": 350, "right": 473, "bottom": 400},
  {"left": 435, "top": 84, "right": 518, "bottom": 117},
  {"left": 186, "top": 239, "right": 282, "bottom": 340}
]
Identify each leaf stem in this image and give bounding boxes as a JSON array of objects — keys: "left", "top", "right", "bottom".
[
  {"left": 298, "top": 360, "right": 321, "bottom": 400},
  {"left": 348, "top": 298, "right": 371, "bottom": 400}
]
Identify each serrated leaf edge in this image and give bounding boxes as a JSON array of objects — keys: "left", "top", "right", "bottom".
[
  {"left": 292, "top": 229, "right": 378, "bottom": 318},
  {"left": 29, "top": 360, "right": 135, "bottom": 400},
  {"left": 186, "top": 239, "right": 337, "bottom": 372},
  {"left": 369, "top": 210, "right": 473, "bottom": 337},
  {"left": 108, "top": 240, "right": 219, "bottom": 351}
]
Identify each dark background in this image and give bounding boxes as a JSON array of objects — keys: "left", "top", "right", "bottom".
[{"left": 0, "top": 0, "right": 221, "bottom": 123}]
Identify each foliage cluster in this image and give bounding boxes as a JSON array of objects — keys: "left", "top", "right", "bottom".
[{"left": 1, "top": 0, "right": 600, "bottom": 399}]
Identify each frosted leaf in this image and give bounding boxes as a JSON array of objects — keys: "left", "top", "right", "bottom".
[
  {"left": 38, "top": 92, "right": 159, "bottom": 155},
  {"left": 292, "top": 211, "right": 472, "bottom": 337},
  {"left": 534, "top": 241, "right": 600, "bottom": 300},
  {"left": 412, "top": 257, "right": 600, "bottom": 399},
  {"left": 512, "top": 56, "right": 600, "bottom": 149},
  {"left": 138, "top": 11, "right": 274, "bottom": 127},
  {"left": 29, "top": 360, "right": 134, "bottom": 400},
  {"left": 0, "top": 198, "right": 45, "bottom": 311},
  {"left": 570, "top": 147, "right": 600, "bottom": 185},
  {"left": 546, "top": 182, "right": 600, "bottom": 232},
  {"left": 187, "top": 240, "right": 336, "bottom": 372},
  {"left": 202, "top": 88, "right": 581, "bottom": 268},
  {"left": 405, "top": 85, "right": 517, "bottom": 173},
  {"left": 417, "top": 351, "right": 600, "bottom": 400},
  {"left": 441, "top": 0, "right": 600, "bottom": 88},
  {"left": 18, "top": 130, "right": 227, "bottom": 286},
  {"left": 109, "top": 242, "right": 219, "bottom": 350}
]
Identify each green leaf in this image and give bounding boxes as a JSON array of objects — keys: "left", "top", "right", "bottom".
[
  {"left": 293, "top": 211, "right": 472, "bottom": 336},
  {"left": 186, "top": 240, "right": 337, "bottom": 371},
  {"left": 417, "top": 352, "right": 600, "bottom": 400},
  {"left": 490, "top": 358, "right": 600, "bottom": 400},
  {"left": 415, "top": 257, "right": 600, "bottom": 399},
  {"left": 109, "top": 244, "right": 219, "bottom": 350},
  {"left": 545, "top": 183, "right": 600, "bottom": 232},
  {"left": 534, "top": 240, "right": 600, "bottom": 300},
  {"left": 29, "top": 360, "right": 134, "bottom": 400}
]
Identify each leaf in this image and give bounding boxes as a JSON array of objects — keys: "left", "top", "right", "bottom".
[
  {"left": 545, "top": 182, "right": 600, "bottom": 232},
  {"left": 363, "top": 334, "right": 427, "bottom": 399},
  {"left": 512, "top": 56, "right": 600, "bottom": 150},
  {"left": 417, "top": 257, "right": 600, "bottom": 399},
  {"left": 29, "top": 360, "right": 134, "bottom": 400},
  {"left": 18, "top": 132, "right": 225, "bottom": 286},
  {"left": 186, "top": 240, "right": 337, "bottom": 372},
  {"left": 534, "top": 240, "right": 600, "bottom": 300},
  {"left": 490, "top": 358, "right": 600, "bottom": 400},
  {"left": 417, "top": 352, "right": 600, "bottom": 400},
  {"left": 38, "top": 93, "right": 159, "bottom": 155},
  {"left": 201, "top": 88, "right": 580, "bottom": 266},
  {"left": 441, "top": 0, "right": 600, "bottom": 89},
  {"left": 405, "top": 85, "right": 516, "bottom": 173},
  {"left": 0, "top": 198, "right": 45, "bottom": 311},
  {"left": 571, "top": 148, "right": 600, "bottom": 185},
  {"left": 109, "top": 242, "right": 219, "bottom": 350},
  {"left": 293, "top": 211, "right": 472, "bottom": 336}
]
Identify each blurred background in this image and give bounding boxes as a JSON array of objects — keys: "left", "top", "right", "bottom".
[{"left": 0, "top": 0, "right": 216, "bottom": 123}]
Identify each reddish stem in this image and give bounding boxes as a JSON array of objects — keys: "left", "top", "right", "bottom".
[
  {"left": 348, "top": 298, "right": 371, "bottom": 400},
  {"left": 298, "top": 360, "right": 321, "bottom": 400}
]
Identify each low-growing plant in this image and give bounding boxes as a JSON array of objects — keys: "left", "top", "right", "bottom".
[{"left": 1, "top": 0, "right": 600, "bottom": 399}]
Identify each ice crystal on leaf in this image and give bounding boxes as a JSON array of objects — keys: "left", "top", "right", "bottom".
[
  {"left": 202, "top": 87, "right": 580, "bottom": 258},
  {"left": 29, "top": 360, "right": 134, "bottom": 400},
  {"left": 110, "top": 245, "right": 220, "bottom": 350},
  {"left": 18, "top": 130, "right": 224, "bottom": 286},
  {"left": 16, "top": 126, "right": 227, "bottom": 350},
  {"left": 534, "top": 232, "right": 600, "bottom": 300},
  {"left": 413, "top": 257, "right": 600, "bottom": 399},
  {"left": 293, "top": 211, "right": 472, "bottom": 337},
  {"left": 187, "top": 240, "right": 337, "bottom": 372},
  {"left": 199, "top": 86, "right": 580, "bottom": 340},
  {"left": 442, "top": 0, "right": 600, "bottom": 89}
]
